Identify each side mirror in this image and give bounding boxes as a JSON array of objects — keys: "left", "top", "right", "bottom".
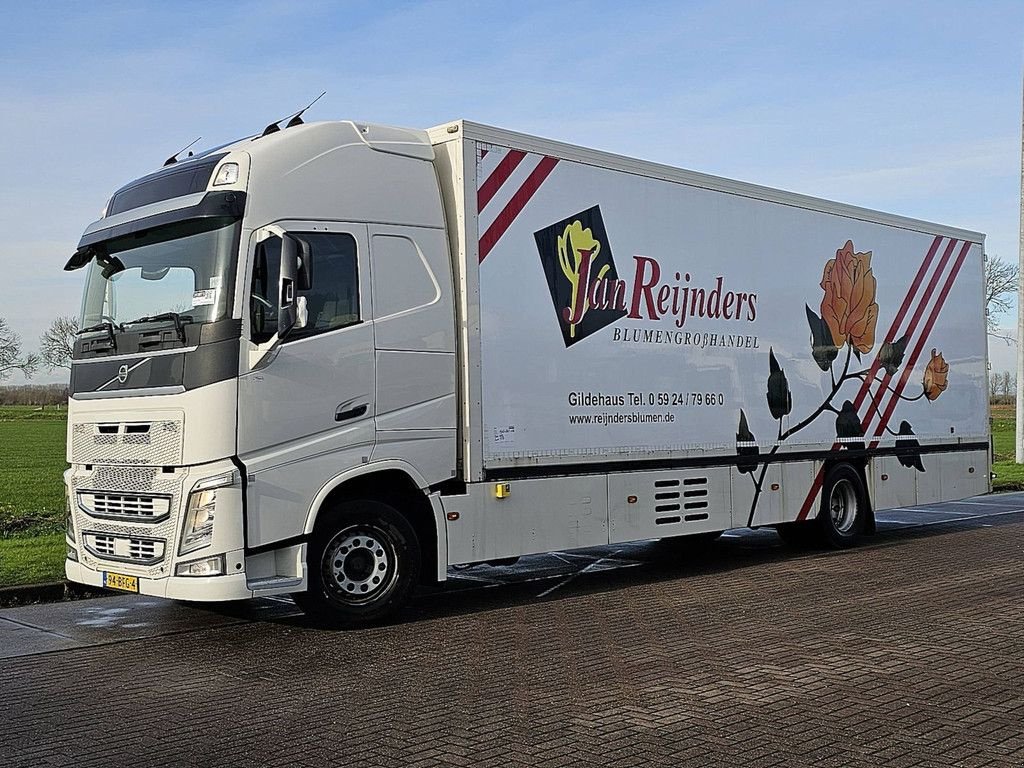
[
  {"left": 296, "top": 237, "right": 313, "bottom": 291},
  {"left": 277, "top": 235, "right": 299, "bottom": 338}
]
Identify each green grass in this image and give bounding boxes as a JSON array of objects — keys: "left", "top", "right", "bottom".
[
  {"left": 0, "top": 533, "right": 66, "bottom": 587},
  {"left": 989, "top": 404, "right": 1024, "bottom": 491},
  {"left": 0, "top": 406, "right": 68, "bottom": 536},
  {"left": 0, "top": 406, "right": 68, "bottom": 587}
]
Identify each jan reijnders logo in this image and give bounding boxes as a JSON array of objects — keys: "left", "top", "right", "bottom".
[{"left": 535, "top": 206, "right": 627, "bottom": 347}]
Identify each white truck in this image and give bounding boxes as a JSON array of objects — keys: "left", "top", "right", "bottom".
[{"left": 63, "top": 118, "right": 990, "bottom": 624}]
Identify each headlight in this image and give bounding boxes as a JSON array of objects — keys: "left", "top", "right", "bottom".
[
  {"left": 65, "top": 496, "right": 75, "bottom": 541},
  {"left": 179, "top": 471, "right": 236, "bottom": 555}
]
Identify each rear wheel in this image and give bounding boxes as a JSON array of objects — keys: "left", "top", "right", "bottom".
[
  {"left": 295, "top": 500, "right": 420, "bottom": 627},
  {"left": 817, "top": 463, "right": 867, "bottom": 548}
]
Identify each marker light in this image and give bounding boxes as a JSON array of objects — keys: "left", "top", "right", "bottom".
[{"left": 212, "top": 162, "right": 240, "bottom": 186}]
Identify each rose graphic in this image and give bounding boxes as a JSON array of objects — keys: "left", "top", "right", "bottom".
[
  {"left": 739, "top": 237, "right": 951, "bottom": 527},
  {"left": 922, "top": 348, "right": 949, "bottom": 401},
  {"left": 820, "top": 240, "right": 879, "bottom": 355}
]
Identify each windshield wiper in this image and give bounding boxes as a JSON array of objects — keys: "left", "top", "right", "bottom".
[
  {"left": 77, "top": 321, "right": 117, "bottom": 351},
  {"left": 120, "top": 312, "right": 191, "bottom": 343}
]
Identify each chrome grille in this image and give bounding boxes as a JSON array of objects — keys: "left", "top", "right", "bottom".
[
  {"left": 68, "top": 464, "right": 185, "bottom": 576},
  {"left": 83, "top": 531, "right": 165, "bottom": 565},
  {"left": 91, "top": 534, "right": 116, "bottom": 557},
  {"left": 78, "top": 491, "right": 171, "bottom": 522}
]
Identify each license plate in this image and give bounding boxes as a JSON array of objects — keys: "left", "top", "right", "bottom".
[{"left": 103, "top": 571, "right": 139, "bottom": 593}]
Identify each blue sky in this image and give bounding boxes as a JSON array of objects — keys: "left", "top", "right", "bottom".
[{"left": 2, "top": 0, "right": 1023, "bottom": 380}]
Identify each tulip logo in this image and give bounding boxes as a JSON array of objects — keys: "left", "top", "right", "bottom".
[{"left": 534, "top": 206, "right": 627, "bottom": 347}]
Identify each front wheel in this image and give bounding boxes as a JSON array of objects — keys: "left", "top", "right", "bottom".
[
  {"left": 294, "top": 500, "right": 420, "bottom": 627},
  {"left": 817, "top": 464, "right": 867, "bottom": 548}
]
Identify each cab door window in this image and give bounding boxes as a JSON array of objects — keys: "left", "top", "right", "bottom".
[
  {"left": 289, "top": 233, "right": 359, "bottom": 341},
  {"left": 249, "top": 231, "right": 359, "bottom": 344}
]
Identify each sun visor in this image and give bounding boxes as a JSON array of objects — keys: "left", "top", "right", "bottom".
[{"left": 72, "top": 191, "right": 247, "bottom": 254}]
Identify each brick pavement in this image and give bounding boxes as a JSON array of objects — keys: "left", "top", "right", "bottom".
[{"left": 1, "top": 517, "right": 1021, "bottom": 768}]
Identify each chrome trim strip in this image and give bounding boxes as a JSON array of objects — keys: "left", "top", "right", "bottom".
[
  {"left": 73, "top": 346, "right": 198, "bottom": 364},
  {"left": 73, "top": 385, "right": 185, "bottom": 400},
  {"left": 76, "top": 491, "right": 172, "bottom": 524}
]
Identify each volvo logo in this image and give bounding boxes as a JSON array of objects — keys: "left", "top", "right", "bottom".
[{"left": 96, "top": 358, "right": 151, "bottom": 392}]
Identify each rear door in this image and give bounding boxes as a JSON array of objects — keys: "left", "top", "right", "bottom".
[{"left": 237, "top": 222, "right": 375, "bottom": 548}]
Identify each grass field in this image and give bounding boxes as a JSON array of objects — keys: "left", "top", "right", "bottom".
[
  {"left": 0, "top": 406, "right": 68, "bottom": 537},
  {"left": 0, "top": 403, "right": 1021, "bottom": 589},
  {"left": 0, "top": 406, "right": 68, "bottom": 588},
  {"left": 989, "top": 404, "right": 1024, "bottom": 490},
  {"left": 0, "top": 533, "right": 65, "bottom": 587}
]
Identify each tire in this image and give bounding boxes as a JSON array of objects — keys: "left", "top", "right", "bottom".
[
  {"left": 817, "top": 463, "right": 867, "bottom": 548},
  {"left": 294, "top": 500, "right": 420, "bottom": 627}
]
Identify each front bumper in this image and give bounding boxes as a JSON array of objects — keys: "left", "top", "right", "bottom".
[
  {"left": 66, "top": 552, "right": 253, "bottom": 601},
  {"left": 64, "top": 458, "right": 251, "bottom": 600}
]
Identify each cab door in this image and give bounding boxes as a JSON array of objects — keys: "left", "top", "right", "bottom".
[{"left": 237, "top": 222, "right": 374, "bottom": 549}]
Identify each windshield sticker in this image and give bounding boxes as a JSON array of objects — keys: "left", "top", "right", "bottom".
[
  {"left": 208, "top": 276, "right": 223, "bottom": 289},
  {"left": 192, "top": 289, "right": 218, "bottom": 307}
]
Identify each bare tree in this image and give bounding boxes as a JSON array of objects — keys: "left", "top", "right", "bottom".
[
  {"left": 991, "top": 372, "right": 1000, "bottom": 398},
  {"left": 985, "top": 255, "right": 1018, "bottom": 332},
  {"left": 0, "top": 318, "right": 39, "bottom": 382},
  {"left": 1001, "top": 370, "right": 1016, "bottom": 398},
  {"left": 39, "top": 315, "right": 79, "bottom": 371}
]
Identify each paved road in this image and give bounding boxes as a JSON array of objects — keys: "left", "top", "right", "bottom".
[{"left": 2, "top": 495, "right": 1022, "bottom": 767}]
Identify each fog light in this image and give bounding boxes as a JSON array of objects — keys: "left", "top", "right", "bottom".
[
  {"left": 175, "top": 554, "right": 226, "bottom": 577},
  {"left": 67, "top": 544, "right": 79, "bottom": 562}
]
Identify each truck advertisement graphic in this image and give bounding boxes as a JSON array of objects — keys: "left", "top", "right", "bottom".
[{"left": 475, "top": 146, "right": 985, "bottom": 469}]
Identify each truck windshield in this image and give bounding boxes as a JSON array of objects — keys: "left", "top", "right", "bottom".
[{"left": 79, "top": 217, "right": 240, "bottom": 331}]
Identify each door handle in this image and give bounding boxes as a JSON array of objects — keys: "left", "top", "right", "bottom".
[{"left": 335, "top": 403, "right": 368, "bottom": 422}]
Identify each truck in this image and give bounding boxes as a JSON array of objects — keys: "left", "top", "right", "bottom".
[{"left": 63, "top": 117, "right": 990, "bottom": 625}]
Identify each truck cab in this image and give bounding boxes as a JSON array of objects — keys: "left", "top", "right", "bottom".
[{"left": 65, "top": 121, "right": 456, "bottom": 623}]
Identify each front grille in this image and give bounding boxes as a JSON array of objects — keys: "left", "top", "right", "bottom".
[
  {"left": 91, "top": 534, "right": 116, "bottom": 557},
  {"left": 78, "top": 491, "right": 171, "bottom": 522},
  {"left": 82, "top": 531, "right": 166, "bottom": 565},
  {"left": 68, "top": 464, "right": 184, "bottom": 576},
  {"left": 129, "top": 539, "right": 161, "bottom": 562},
  {"left": 70, "top": 418, "right": 184, "bottom": 466}
]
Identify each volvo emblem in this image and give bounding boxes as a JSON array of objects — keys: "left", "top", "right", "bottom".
[{"left": 117, "top": 364, "right": 129, "bottom": 384}]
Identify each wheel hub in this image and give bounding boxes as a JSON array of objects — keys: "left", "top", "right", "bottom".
[
  {"left": 324, "top": 527, "right": 396, "bottom": 604},
  {"left": 829, "top": 478, "right": 857, "bottom": 534}
]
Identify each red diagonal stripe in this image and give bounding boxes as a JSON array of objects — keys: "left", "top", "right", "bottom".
[
  {"left": 476, "top": 149, "right": 526, "bottom": 213},
  {"left": 478, "top": 156, "right": 559, "bottom": 263},
  {"left": 852, "top": 236, "right": 943, "bottom": 413},
  {"left": 796, "top": 471, "right": 825, "bottom": 521},
  {"left": 859, "top": 238, "right": 958, "bottom": 434},
  {"left": 795, "top": 235, "right": 946, "bottom": 522},
  {"left": 869, "top": 240, "right": 972, "bottom": 447}
]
